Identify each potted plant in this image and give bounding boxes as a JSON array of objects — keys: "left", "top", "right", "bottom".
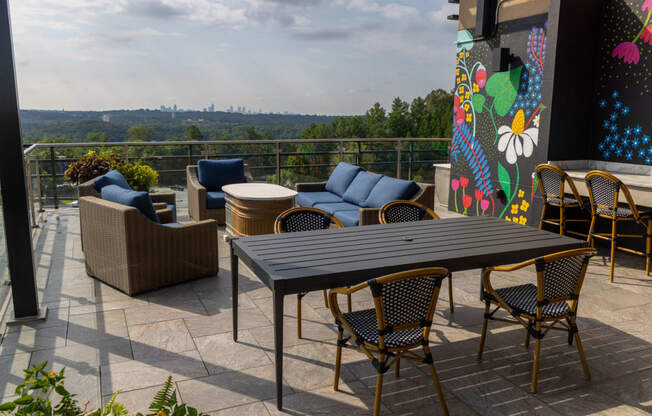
[
  {"left": 64, "top": 150, "right": 121, "bottom": 185},
  {"left": 115, "top": 161, "right": 159, "bottom": 192}
]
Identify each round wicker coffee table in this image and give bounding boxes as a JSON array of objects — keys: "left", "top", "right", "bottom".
[{"left": 222, "top": 183, "right": 298, "bottom": 237}]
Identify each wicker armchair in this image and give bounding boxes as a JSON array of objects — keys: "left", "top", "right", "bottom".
[
  {"left": 378, "top": 200, "right": 454, "bottom": 313},
  {"left": 478, "top": 248, "right": 596, "bottom": 393},
  {"left": 78, "top": 177, "right": 177, "bottom": 223},
  {"left": 535, "top": 164, "right": 588, "bottom": 237},
  {"left": 186, "top": 165, "right": 253, "bottom": 224},
  {"left": 329, "top": 267, "right": 450, "bottom": 416},
  {"left": 79, "top": 196, "right": 218, "bottom": 295},
  {"left": 295, "top": 181, "right": 434, "bottom": 226},
  {"left": 274, "top": 207, "right": 350, "bottom": 338},
  {"left": 585, "top": 170, "right": 652, "bottom": 282}
]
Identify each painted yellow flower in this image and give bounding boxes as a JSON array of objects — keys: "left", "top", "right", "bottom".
[
  {"left": 461, "top": 74, "right": 467, "bottom": 81},
  {"left": 465, "top": 51, "right": 469, "bottom": 57},
  {"left": 456, "top": 68, "right": 460, "bottom": 76},
  {"left": 459, "top": 86, "right": 464, "bottom": 93},
  {"left": 518, "top": 189, "right": 525, "bottom": 198},
  {"left": 505, "top": 216, "right": 511, "bottom": 222},
  {"left": 512, "top": 217, "right": 519, "bottom": 223},
  {"left": 456, "top": 77, "right": 460, "bottom": 84},
  {"left": 520, "top": 200, "right": 530, "bottom": 212},
  {"left": 464, "top": 103, "right": 469, "bottom": 111},
  {"left": 465, "top": 91, "right": 470, "bottom": 100},
  {"left": 519, "top": 216, "right": 527, "bottom": 225},
  {"left": 473, "top": 83, "right": 479, "bottom": 93},
  {"left": 465, "top": 113, "right": 472, "bottom": 122},
  {"left": 511, "top": 204, "right": 519, "bottom": 214},
  {"left": 458, "top": 52, "right": 464, "bottom": 59}
]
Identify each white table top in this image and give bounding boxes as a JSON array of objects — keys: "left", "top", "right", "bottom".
[{"left": 222, "top": 183, "right": 298, "bottom": 200}]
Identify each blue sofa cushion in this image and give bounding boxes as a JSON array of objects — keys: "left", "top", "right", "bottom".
[
  {"left": 93, "top": 170, "right": 131, "bottom": 192},
  {"left": 101, "top": 185, "right": 159, "bottom": 223},
  {"left": 314, "top": 202, "right": 360, "bottom": 215},
  {"left": 363, "top": 177, "right": 420, "bottom": 208},
  {"left": 342, "top": 171, "right": 383, "bottom": 205},
  {"left": 334, "top": 210, "right": 359, "bottom": 227},
  {"left": 296, "top": 191, "right": 343, "bottom": 207},
  {"left": 197, "top": 159, "right": 246, "bottom": 192},
  {"left": 325, "top": 162, "right": 363, "bottom": 197},
  {"left": 163, "top": 222, "right": 183, "bottom": 227},
  {"left": 166, "top": 204, "right": 177, "bottom": 221},
  {"left": 206, "top": 192, "right": 226, "bottom": 209}
]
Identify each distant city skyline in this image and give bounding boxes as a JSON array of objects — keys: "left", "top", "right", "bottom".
[{"left": 10, "top": 0, "right": 458, "bottom": 115}]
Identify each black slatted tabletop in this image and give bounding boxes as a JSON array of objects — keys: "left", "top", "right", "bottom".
[{"left": 229, "top": 215, "right": 586, "bottom": 409}]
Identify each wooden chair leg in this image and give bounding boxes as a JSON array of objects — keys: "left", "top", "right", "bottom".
[
  {"left": 394, "top": 354, "right": 400, "bottom": 377},
  {"left": 539, "top": 203, "right": 547, "bottom": 230},
  {"left": 424, "top": 345, "right": 449, "bottom": 416},
  {"left": 323, "top": 289, "right": 329, "bottom": 308},
  {"left": 610, "top": 219, "right": 617, "bottom": 283},
  {"left": 347, "top": 293, "right": 352, "bottom": 313},
  {"left": 478, "top": 301, "right": 490, "bottom": 359},
  {"left": 297, "top": 293, "right": 303, "bottom": 339},
  {"left": 531, "top": 335, "right": 541, "bottom": 393},
  {"left": 373, "top": 356, "right": 385, "bottom": 416},
  {"left": 646, "top": 219, "right": 651, "bottom": 276},
  {"left": 587, "top": 215, "right": 596, "bottom": 246},
  {"left": 524, "top": 319, "right": 532, "bottom": 349},
  {"left": 334, "top": 326, "right": 343, "bottom": 390},
  {"left": 573, "top": 329, "right": 591, "bottom": 380},
  {"left": 559, "top": 205, "right": 565, "bottom": 235},
  {"left": 448, "top": 275, "right": 454, "bottom": 313}
]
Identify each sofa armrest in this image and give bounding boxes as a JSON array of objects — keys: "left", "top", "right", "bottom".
[
  {"left": 358, "top": 208, "right": 381, "bottom": 226},
  {"left": 187, "top": 166, "right": 207, "bottom": 221},
  {"left": 150, "top": 191, "right": 176, "bottom": 206},
  {"left": 78, "top": 178, "right": 100, "bottom": 199},
  {"left": 157, "top": 208, "right": 174, "bottom": 224},
  {"left": 296, "top": 182, "right": 327, "bottom": 192},
  {"left": 411, "top": 183, "right": 435, "bottom": 210}
]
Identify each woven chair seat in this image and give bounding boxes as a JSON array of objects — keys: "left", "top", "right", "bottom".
[
  {"left": 596, "top": 206, "right": 652, "bottom": 218},
  {"left": 342, "top": 309, "right": 424, "bottom": 348},
  {"left": 495, "top": 284, "right": 570, "bottom": 318},
  {"left": 546, "top": 196, "right": 579, "bottom": 205}
]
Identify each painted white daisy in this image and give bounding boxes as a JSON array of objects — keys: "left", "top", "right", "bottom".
[
  {"left": 497, "top": 109, "right": 538, "bottom": 165},
  {"left": 533, "top": 114, "right": 540, "bottom": 127}
]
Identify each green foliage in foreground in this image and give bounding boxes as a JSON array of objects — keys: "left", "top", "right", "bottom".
[{"left": 0, "top": 362, "right": 206, "bottom": 416}]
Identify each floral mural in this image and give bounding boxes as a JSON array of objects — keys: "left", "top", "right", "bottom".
[
  {"left": 611, "top": 0, "right": 652, "bottom": 64},
  {"left": 450, "top": 20, "right": 549, "bottom": 226}
]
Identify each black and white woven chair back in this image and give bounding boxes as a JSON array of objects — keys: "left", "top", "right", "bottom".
[
  {"left": 370, "top": 276, "right": 440, "bottom": 329},
  {"left": 280, "top": 210, "right": 332, "bottom": 233},
  {"left": 538, "top": 254, "right": 587, "bottom": 301},
  {"left": 538, "top": 168, "right": 562, "bottom": 198},
  {"left": 383, "top": 203, "right": 429, "bottom": 223},
  {"left": 586, "top": 175, "right": 619, "bottom": 212}
]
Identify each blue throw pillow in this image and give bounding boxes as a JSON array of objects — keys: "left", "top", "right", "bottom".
[
  {"left": 325, "top": 162, "right": 363, "bottom": 197},
  {"left": 197, "top": 159, "right": 246, "bottom": 191},
  {"left": 101, "top": 185, "right": 159, "bottom": 223},
  {"left": 93, "top": 170, "right": 131, "bottom": 192},
  {"left": 342, "top": 171, "right": 383, "bottom": 205},
  {"left": 363, "top": 177, "right": 420, "bottom": 208}
]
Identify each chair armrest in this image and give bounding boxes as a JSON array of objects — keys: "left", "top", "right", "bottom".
[
  {"left": 328, "top": 282, "right": 369, "bottom": 332},
  {"left": 358, "top": 208, "right": 380, "bottom": 226},
  {"left": 187, "top": 166, "right": 207, "bottom": 221},
  {"left": 488, "top": 258, "right": 537, "bottom": 272},
  {"left": 157, "top": 208, "right": 174, "bottom": 224},
  {"left": 150, "top": 191, "right": 176, "bottom": 206},
  {"left": 412, "top": 183, "right": 435, "bottom": 209},
  {"left": 244, "top": 165, "right": 255, "bottom": 182},
  {"left": 296, "top": 182, "right": 327, "bottom": 192}
]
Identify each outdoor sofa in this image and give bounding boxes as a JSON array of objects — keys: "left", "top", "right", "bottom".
[
  {"left": 186, "top": 159, "right": 253, "bottom": 224},
  {"left": 295, "top": 162, "right": 434, "bottom": 226},
  {"left": 79, "top": 185, "right": 218, "bottom": 295}
]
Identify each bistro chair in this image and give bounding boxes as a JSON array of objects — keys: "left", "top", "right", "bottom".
[
  {"left": 535, "top": 163, "right": 588, "bottom": 237},
  {"left": 274, "top": 207, "right": 349, "bottom": 338},
  {"left": 329, "top": 267, "right": 450, "bottom": 416},
  {"left": 379, "top": 200, "right": 455, "bottom": 313},
  {"left": 585, "top": 170, "right": 652, "bottom": 282},
  {"left": 478, "top": 247, "right": 596, "bottom": 393}
]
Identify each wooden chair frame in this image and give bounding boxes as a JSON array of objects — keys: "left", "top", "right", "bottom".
[
  {"left": 378, "top": 200, "right": 455, "bottom": 314},
  {"left": 478, "top": 247, "right": 596, "bottom": 393},
  {"left": 274, "top": 207, "right": 350, "bottom": 338},
  {"left": 329, "top": 267, "right": 450, "bottom": 416},
  {"left": 584, "top": 170, "right": 652, "bottom": 282},
  {"left": 535, "top": 164, "right": 589, "bottom": 238}
]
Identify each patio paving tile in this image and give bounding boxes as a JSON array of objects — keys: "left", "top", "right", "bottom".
[
  {"left": 124, "top": 301, "right": 207, "bottom": 327},
  {"left": 129, "top": 319, "right": 196, "bottom": 361},
  {"left": 0, "top": 324, "right": 67, "bottom": 356},
  {"left": 102, "top": 385, "right": 164, "bottom": 415},
  {"left": 0, "top": 352, "right": 31, "bottom": 397},
  {"left": 209, "top": 402, "right": 271, "bottom": 416},
  {"left": 67, "top": 309, "right": 129, "bottom": 344},
  {"left": 184, "top": 307, "right": 271, "bottom": 338},
  {"left": 195, "top": 330, "right": 271, "bottom": 375}
]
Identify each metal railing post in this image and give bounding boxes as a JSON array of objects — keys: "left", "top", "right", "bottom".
[
  {"left": 124, "top": 144, "right": 129, "bottom": 162},
  {"left": 395, "top": 141, "right": 402, "bottom": 179},
  {"left": 338, "top": 141, "right": 344, "bottom": 163},
  {"left": 187, "top": 144, "right": 192, "bottom": 166},
  {"left": 275, "top": 141, "right": 281, "bottom": 185},
  {"left": 26, "top": 154, "right": 36, "bottom": 227},
  {"left": 35, "top": 153, "right": 43, "bottom": 211},
  {"left": 50, "top": 146, "right": 58, "bottom": 209},
  {"left": 408, "top": 141, "right": 413, "bottom": 180},
  {"left": 356, "top": 141, "right": 361, "bottom": 166}
]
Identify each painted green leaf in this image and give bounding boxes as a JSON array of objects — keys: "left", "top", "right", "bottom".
[
  {"left": 472, "top": 94, "right": 485, "bottom": 114},
  {"left": 497, "top": 162, "right": 512, "bottom": 201},
  {"left": 485, "top": 66, "right": 522, "bottom": 117}
]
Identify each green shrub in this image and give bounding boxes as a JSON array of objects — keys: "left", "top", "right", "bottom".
[
  {"left": 115, "top": 162, "right": 159, "bottom": 192},
  {"left": 64, "top": 151, "right": 121, "bottom": 185}
]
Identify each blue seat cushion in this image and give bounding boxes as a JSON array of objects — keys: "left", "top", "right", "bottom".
[
  {"left": 166, "top": 204, "right": 177, "bottom": 221},
  {"left": 343, "top": 171, "right": 383, "bottom": 205},
  {"left": 363, "top": 177, "right": 420, "bottom": 208},
  {"left": 100, "top": 185, "right": 159, "bottom": 223},
  {"left": 197, "top": 159, "right": 246, "bottom": 192},
  {"left": 162, "top": 222, "right": 184, "bottom": 227},
  {"left": 325, "top": 162, "right": 363, "bottom": 197},
  {"left": 296, "top": 191, "right": 343, "bottom": 207},
  {"left": 206, "top": 192, "right": 226, "bottom": 209},
  {"left": 334, "top": 210, "right": 359, "bottom": 227},
  {"left": 314, "top": 202, "right": 360, "bottom": 215},
  {"left": 93, "top": 170, "right": 131, "bottom": 192}
]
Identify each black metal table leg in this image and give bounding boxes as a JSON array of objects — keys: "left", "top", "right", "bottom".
[
  {"left": 273, "top": 290, "right": 284, "bottom": 409},
  {"left": 231, "top": 242, "right": 238, "bottom": 342}
]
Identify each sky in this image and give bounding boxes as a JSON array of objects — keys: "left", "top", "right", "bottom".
[{"left": 9, "top": 0, "right": 459, "bottom": 115}]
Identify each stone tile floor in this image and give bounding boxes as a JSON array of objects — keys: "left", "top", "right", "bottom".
[{"left": 1, "top": 201, "right": 652, "bottom": 415}]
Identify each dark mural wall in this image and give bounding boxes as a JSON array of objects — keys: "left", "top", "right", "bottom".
[
  {"left": 590, "top": 0, "right": 652, "bottom": 165},
  {"left": 449, "top": 14, "right": 549, "bottom": 226}
]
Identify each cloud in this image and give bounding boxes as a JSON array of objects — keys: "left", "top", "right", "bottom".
[
  {"left": 292, "top": 28, "right": 350, "bottom": 41},
  {"left": 123, "top": 0, "right": 186, "bottom": 19},
  {"left": 379, "top": 3, "right": 420, "bottom": 20}
]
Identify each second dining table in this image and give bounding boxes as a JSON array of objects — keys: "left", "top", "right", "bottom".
[{"left": 229, "top": 215, "right": 586, "bottom": 410}]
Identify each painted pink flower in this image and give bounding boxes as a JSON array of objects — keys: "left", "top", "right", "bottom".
[
  {"left": 455, "top": 108, "right": 465, "bottom": 125},
  {"left": 474, "top": 189, "right": 483, "bottom": 200},
  {"left": 643, "top": 0, "right": 652, "bottom": 12},
  {"left": 451, "top": 179, "right": 460, "bottom": 191},
  {"left": 480, "top": 199, "right": 489, "bottom": 211},
  {"left": 453, "top": 95, "right": 460, "bottom": 113},
  {"left": 475, "top": 65, "right": 487, "bottom": 88},
  {"left": 642, "top": 25, "right": 652, "bottom": 46},
  {"left": 462, "top": 194, "right": 472, "bottom": 209},
  {"left": 460, "top": 176, "right": 469, "bottom": 188},
  {"left": 612, "top": 42, "right": 640, "bottom": 64}
]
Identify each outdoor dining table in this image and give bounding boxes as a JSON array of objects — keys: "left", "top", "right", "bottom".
[{"left": 229, "top": 215, "right": 586, "bottom": 409}]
